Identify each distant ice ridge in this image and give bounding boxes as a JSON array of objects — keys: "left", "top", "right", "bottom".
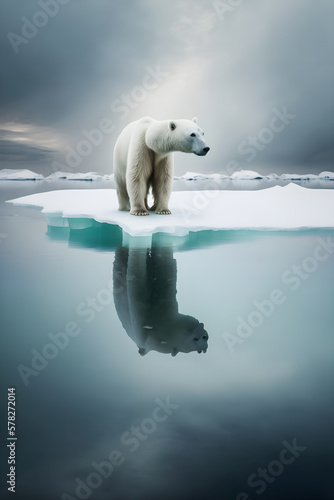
[
  {"left": 7, "top": 183, "right": 334, "bottom": 237},
  {"left": 1, "top": 169, "right": 334, "bottom": 181},
  {"left": 45, "top": 171, "right": 114, "bottom": 181},
  {"left": 176, "top": 170, "right": 334, "bottom": 180},
  {"left": 175, "top": 171, "right": 226, "bottom": 180},
  {"left": 0, "top": 169, "right": 114, "bottom": 181}
]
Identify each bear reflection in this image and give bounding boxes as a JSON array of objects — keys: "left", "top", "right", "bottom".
[{"left": 113, "top": 246, "right": 208, "bottom": 356}]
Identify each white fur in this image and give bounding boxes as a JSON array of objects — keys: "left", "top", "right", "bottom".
[{"left": 113, "top": 116, "right": 209, "bottom": 215}]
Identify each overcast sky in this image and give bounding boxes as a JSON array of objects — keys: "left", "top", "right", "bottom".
[{"left": 0, "top": 0, "right": 333, "bottom": 176}]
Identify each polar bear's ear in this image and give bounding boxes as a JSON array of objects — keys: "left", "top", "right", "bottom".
[
  {"left": 169, "top": 121, "right": 176, "bottom": 131},
  {"left": 192, "top": 117, "right": 198, "bottom": 123},
  {"left": 171, "top": 347, "right": 178, "bottom": 357}
]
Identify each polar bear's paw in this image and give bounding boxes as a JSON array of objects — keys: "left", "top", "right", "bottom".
[
  {"left": 131, "top": 209, "right": 150, "bottom": 216},
  {"left": 155, "top": 208, "right": 172, "bottom": 215}
]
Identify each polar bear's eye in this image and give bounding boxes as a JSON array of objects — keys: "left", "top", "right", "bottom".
[{"left": 190, "top": 133, "right": 196, "bottom": 137}]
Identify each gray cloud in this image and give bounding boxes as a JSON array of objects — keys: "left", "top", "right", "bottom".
[
  {"left": 0, "top": 139, "right": 56, "bottom": 163},
  {"left": 0, "top": 0, "right": 333, "bottom": 175}
]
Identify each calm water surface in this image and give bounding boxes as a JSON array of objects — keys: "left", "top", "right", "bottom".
[{"left": 1, "top": 181, "right": 334, "bottom": 500}]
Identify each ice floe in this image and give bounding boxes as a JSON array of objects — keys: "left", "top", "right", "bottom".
[
  {"left": 45, "top": 171, "right": 114, "bottom": 181},
  {"left": 1, "top": 168, "right": 334, "bottom": 182},
  {"left": 0, "top": 169, "right": 44, "bottom": 180},
  {"left": 230, "top": 170, "right": 264, "bottom": 180},
  {"left": 7, "top": 183, "right": 334, "bottom": 237},
  {"left": 176, "top": 171, "right": 227, "bottom": 180},
  {"left": 176, "top": 170, "right": 334, "bottom": 181},
  {"left": 319, "top": 171, "right": 334, "bottom": 180},
  {"left": 0, "top": 169, "right": 114, "bottom": 181}
]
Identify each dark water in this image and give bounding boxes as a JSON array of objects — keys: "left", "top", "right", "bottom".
[{"left": 1, "top": 181, "right": 334, "bottom": 500}]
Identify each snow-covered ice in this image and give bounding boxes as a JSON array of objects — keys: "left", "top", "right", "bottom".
[{"left": 6, "top": 183, "right": 334, "bottom": 237}]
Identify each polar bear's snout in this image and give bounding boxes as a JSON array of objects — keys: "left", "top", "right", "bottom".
[
  {"left": 192, "top": 136, "right": 210, "bottom": 156},
  {"left": 197, "top": 146, "right": 210, "bottom": 156}
]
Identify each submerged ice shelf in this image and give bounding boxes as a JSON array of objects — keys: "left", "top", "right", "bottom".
[{"left": 7, "top": 184, "right": 334, "bottom": 237}]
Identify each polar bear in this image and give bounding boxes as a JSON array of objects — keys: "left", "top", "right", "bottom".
[
  {"left": 113, "top": 246, "right": 209, "bottom": 356},
  {"left": 113, "top": 116, "right": 210, "bottom": 215}
]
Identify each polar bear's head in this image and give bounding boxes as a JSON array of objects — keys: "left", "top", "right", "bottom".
[
  {"left": 168, "top": 117, "right": 210, "bottom": 156},
  {"left": 176, "top": 318, "right": 209, "bottom": 355},
  {"left": 137, "top": 316, "right": 209, "bottom": 357},
  {"left": 146, "top": 117, "right": 210, "bottom": 156}
]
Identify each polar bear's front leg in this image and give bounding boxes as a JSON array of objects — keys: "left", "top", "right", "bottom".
[{"left": 152, "top": 156, "right": 173, "bottom": 214}]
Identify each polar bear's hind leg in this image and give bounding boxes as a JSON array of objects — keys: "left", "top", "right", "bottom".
[{"left": 116, "top": 182, "right": 130, "bottom": 211}]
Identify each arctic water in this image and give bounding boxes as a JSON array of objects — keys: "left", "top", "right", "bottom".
[{"left": 1, "top": 179, "right": 334, "bottom": 500}]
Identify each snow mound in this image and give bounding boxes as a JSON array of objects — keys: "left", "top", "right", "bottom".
[
  {"left": 6, "top": 184, "right": 334, "bottom": 237},
  {"left": 230, "top": 170, "right": 264, "bottom": 179},
  {"left": 319, "top": 171, "right": 334, "bottom": 180},
  {"left": 0, "top": 169, "right": 44, "bottom": 180},
  {"left": 176, "top": 171, "right": 227, "bottom": 180}
]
